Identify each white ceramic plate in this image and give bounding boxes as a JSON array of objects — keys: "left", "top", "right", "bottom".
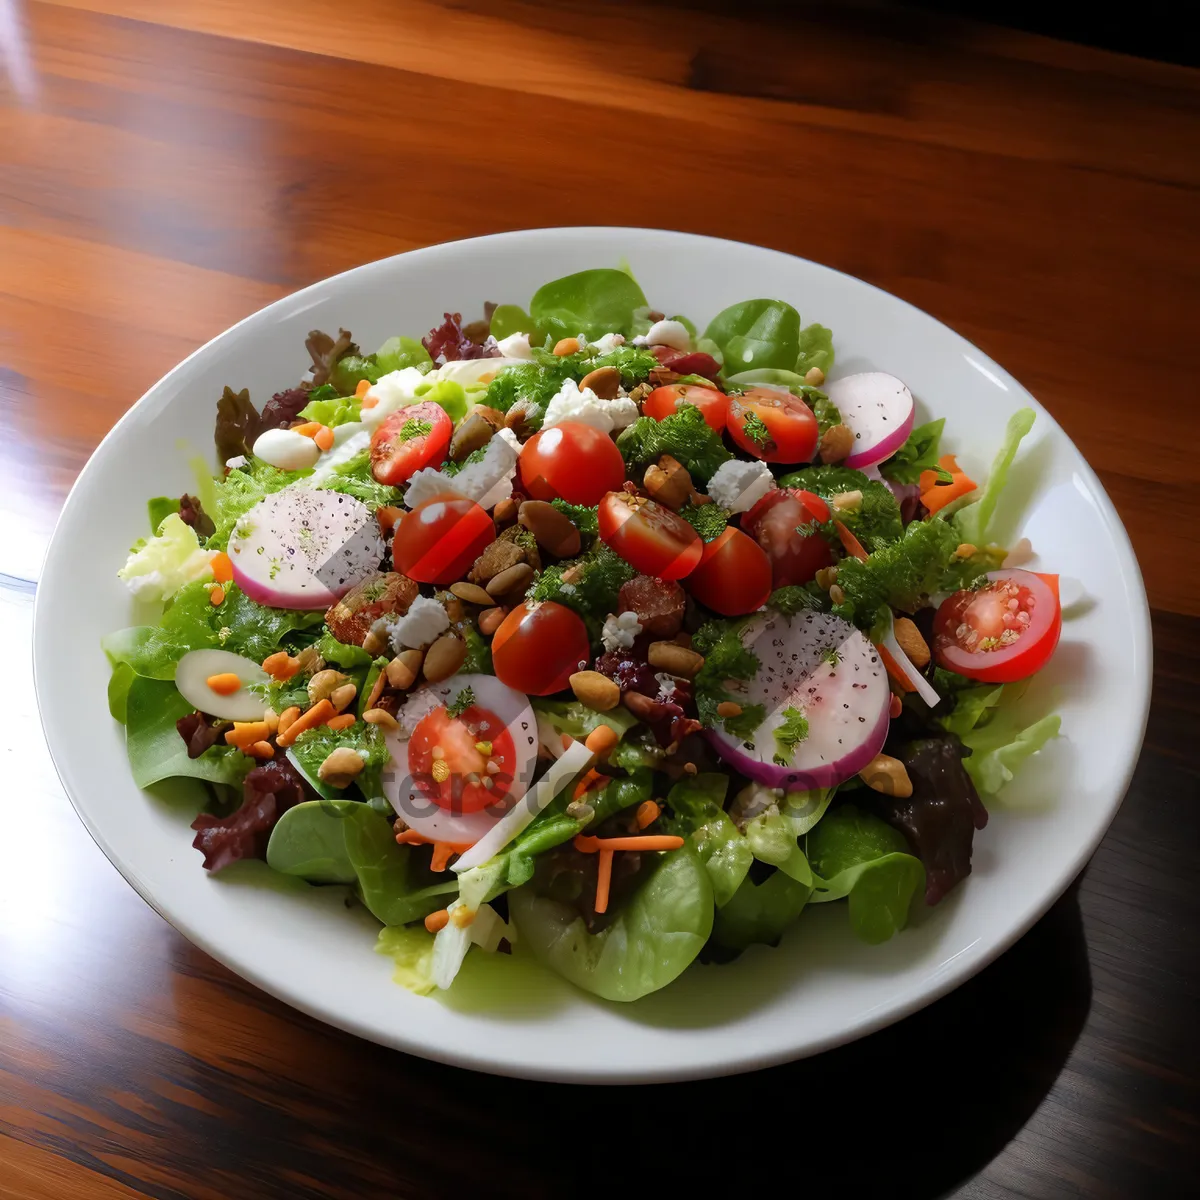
[{"left": 34, "top": 228, "right": 1151, "bottom": 1083}]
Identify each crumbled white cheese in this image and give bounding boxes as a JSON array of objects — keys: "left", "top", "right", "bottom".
[
  {"left": 224, "top": 455, "right": 247, "bottom": 470},
  {"left": 655, "top": 673, "right": 678, "bottom": 701},
  {"left": 542, "top": 377, "right": 639, "bottom": 433},
  {"left": 362, "top": 367, "right": 428, "bottom": 428},
  {"left": 251, "top": 427, "right": 322, "bottom": 471},
  {"left": 706, "top": 458, "right": 776, "bottom": 513},
  {"left": 310, "top": 425, "right": 370, "bottom": 484},
  {"left": 434, "top": 357, "right": 521, "bottom": 388},
  {"left": 401, "top": 428, "right": 521, "bottom": 511},
  {"left": 601, "top": 610, "right": 643, "bottom": 653},
  {"left": 644, "top": 319, "right": 691, "bottom": 352},
  {"left": 495, "top": 332, "right": 534, "bottom": 359},
  {"left": 590, "top": 332, "right": 626, "bottom": 354},
  {"left": 387, "top": 596, "right": 450, "bottom": 651}
]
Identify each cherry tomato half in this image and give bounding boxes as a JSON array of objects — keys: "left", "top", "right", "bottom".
[
  {"left": 391, "top": 495, "right": 495, "bottom": 584},
  {"left": 492, "top": 601, "right": 590, "bottom": 695},
  {"left": 727, "top": 388, "right": 818, "bottom": 464},
  {"left": 598, "top": 492, "right": 703, "bottom": 580},
  {"left": 685, "top": 527, "right": 772, "bottom": 616},
  {"left": 741, "top": 488, "right": 832, "bottom": 588},
  {"left": 408, "top": 702, "right": 517, "bottom": 814},
  {"left": 933, "top": 568, "right": 1061, "bottom": 683},
  {"left": 370, "top": 401, "right": 452, "bottom": 486},
  {"left": 518, "top": 422, "right": 626, "bottom": 506},
  {"left": 642, "top": 384, "right": 729, "bottom": 433}
]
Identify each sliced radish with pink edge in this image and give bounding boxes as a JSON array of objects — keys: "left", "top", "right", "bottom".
[
  {"left": 823, "top": 372, "right": 915, "bottom": 470},
  {"left": 228, "top": 485, "right": 384, "bottom": 611},
  {"left": 706, "top": 610, "right": 890, "bottom": 791},
  {"left": 380, "top": 674, "right": 540, "bottom": 847}
]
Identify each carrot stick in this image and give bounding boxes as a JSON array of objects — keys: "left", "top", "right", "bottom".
[
  {"left": 274, "top": 699, "right": 335, "bottom": 747},
  {"left": 594, "top": 849, "right": 614, "bottom": 914},
  {"left": 292, "top": 421, "right": 322, "bottom": 437},
  {"left": 574, "top": 834, "right": 686, "bottom": 853},
  {"left": 834, "top": 520, "right": 869, "bottom": 563},
  {"left": 430, "top": 844, "right": 456, "bottom": 872},
  {"left": 876, "top": 644, "right": 916, "bottom": 693},
  {"left": 326, "top": 713, "right": 356, "bottom": 731},
  {"left": 205, "top": 672, "right": 242, "bottom": 695},
  {"left": 572, "top": 768, "right": 607, "bottom": 801},
  {"left": 635, "top": 800, "right": 660, "bottom": 830},
  {"left": 584, "top": 725, "right": 618, "bottom": 757},
  {"left": 920, "top": 454, "right": 977, "bottom": 514},
  {"left": 210, "top": 551, "right": 234, "bottom": 583},
  {"left": 355, "top": 378, "right": 372, "bottom": 399},
  {"left": 224, "top": 720, "right": 270, "bottom": 748}
]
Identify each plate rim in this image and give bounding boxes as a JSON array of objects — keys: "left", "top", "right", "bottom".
[{"left": 32, "top": 226, "right": 1154, "bottom": 1083}]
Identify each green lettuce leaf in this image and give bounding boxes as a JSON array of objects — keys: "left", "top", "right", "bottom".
[
  {"left": 953, "top": 407, "right": 1036, "bottom": 547},
  {"left": 298, "top": 393, "right": 361, "bottom": 427},
  {"left": 703, "top": 299, "right": 801, "bottom": 373},
  {"left": 376, "top": 335, "right": 433, "bottom": 375},
  {"left": 533, "top": 699, "right": 637, "bottom": 745},
  {"left": 488, "top": 305, "right": 534, "bottom": 341},
  {"left": 375, "top": 925, "right": 437, "bottom": 995},
  {"left": 940, "top": 683, "right": 1006, "bottom": 737},
  {"left": 329, "top": 354, "right": 384, "bottom": 396},
  {"left": 664, "top": 774, "right": 752, "bottom": 908},
  {"left": 116, "top": 513, "right": 216, "bottom": 602},
  {"left": 208, "top": 460, "right": 309, "bottom": 551},
  {"left": 266, "top": 799, "right": 359, "bottom": 883},
  {"left": 529, "top": 268, "right": 648, "bottom": 343},
  {"left": 793, "top": 322, "right": 835, "bottom": 376},
  {"left": 317, "top": 449, "right": 401, "bottom": 508},
  {"left": 962, "top": 712, "right": 1061, "bottom": 796},
  {"left": 710, "top": 868, "right": 811, "bottom": 955},
  {"left": 880, "top": 418, "right": 948, "bottom": 486}
]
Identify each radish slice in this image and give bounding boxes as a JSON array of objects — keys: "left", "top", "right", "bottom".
[
  {"left": 824, "top": 372, "right": 915, "bottom": 470},
  {"left": 175, "top": 648, "right": 268, "bottom": 721},
  {"left": 705, "top": 611, "right": 890, "bottom": 790},
  {"left": 228, "top": 485, "right": 383, "bottom": 610},
  {"left": 381, "top": 674, "right": 540, "bottom": 847}
]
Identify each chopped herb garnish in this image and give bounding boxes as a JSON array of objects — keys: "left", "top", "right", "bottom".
[
  {"left": 679, "top": 501, "right": 729, "bottom": 543},
  {"left": 772, "top": 706, "right": 809, "bottom": 766},
  {"left": 741, "top": 411, "right": 772, "bottom": 449},
  {"left": 399, "top": 417, "right": 433, "bottom": 442},
  {"left": 446, "top": 686, "right": 476, "bottom": 720}
]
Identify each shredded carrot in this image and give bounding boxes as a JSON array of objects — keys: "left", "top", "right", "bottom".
[
  {"left": 574, "top": 834, "right": 686, "bottom": 853},
  {"left": 314, "top": 425, "right": 334, "bottom": 452},
  {"left": 395, "top": 829, "right": 472, "bottom": 853},
  {"left": 430, "top": 843, "right": 456, "bottom": 872},
  {"left": 209, "top": 585, "right": 225, "bottom": 606},
  {"left": 274, "top": 699, "right": 335, "bottom": 747},
  {"left": 326, "top": 713, "right": 356, "bottom": 731},
  {"left": 584, "top": 725, "right": 618, "bottom": 757},
  {"left": 248, "top": 740, "right": 275, "bottom": 759},
  {"left": 594, "top": 849, "right": 614, "bottom": 914},
  {"left": 424, "top": 909, "right": 450, "bottom": 933},
  {"left": 362, "top": 394, "right": 379, "bottom": 410},
  {"left": 355, "top": 378, "right": 372, "bottom": 399},
  {"left": 1034, "top": 572, "right": 1060, "bottom": 602},
  {"left": 224, "top": 720, "right": 270, "bottom": 749},
  {"left": 262, "top": 651, "right": 300, "bottom": 681},
  {"left": 919, "top": 454, "right": 977, "bottom": 515},
  {"left": 210, "top": 551, "right": 234, "bottom": 584},
  {"left": 572, "top": 768, "right": 608, "bottom": 801},
  {"left": 277, "top": 705, "right": 301, "bottom": 736},
  {"left": 376, "top": 505, "right": 403, "bottom": 535},
  {"left": 635, "top": 800, "right": 661, "bottom": 830},
  {"left": 876, "top": 644, "right": 916, "bottom": 693},
  {"left": 889, "top": 693, "right": 903, "bottom": 719},
  {"left": 834, "top": 520, "right": 869, "bottom": 563},
  {"left": 292, "top": 421, "right": 322, "bottom": 438},
  {"left": 205, "top": 672, "right": 242, "bottom": 696},
  {"left": 365, "top": 669, "right": 387, "bottom": 711}
]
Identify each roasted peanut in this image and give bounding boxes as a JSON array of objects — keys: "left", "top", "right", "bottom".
[
  {"left": 363, "top": 707, "right": 400, "bottom": 731},
  {"left": 569, "top": 670, "right": 621, "bottom": 712},
  {"left": 307, "top": 669, "right": 348, "bottom": 705},
  {"left": 819, "top": 423, "right": 854, "bottom": 464},
  {"left": 518, "top": 500, "right": 582, "bottom": 558},
  {"left": 892, "top": 617, "right": 931, "bottom": 668},
  {"left": 858, "top": 753, "right": 913, "bottom": 798},
  {"left": 553, "top": 337, "right": 580, "bottom": 356},
  {"left": 478, "top": 606, "right": 507, "bottom": 636},
  {"left": 423, "top": 634, "right": 467, "bottom": 683},
  {"left": 716, "top": 701, "right": 743, "bottom": 719},
  {"left": 492, "top": 495, "right": 521, "bottom": 526},
  {"left": 579, "top": 365, "right": 621, "bottom": 399},
  {"left": 643, "top": 455, "right": 693, "bottom": 511},
  {"left": 450, "top": 581, "right": 494, "bottom": 606},
  {"left": 486, "top": 562, "right": 534, "bottom": 598},
  {"left": 647, "top": 640, "right": 705, "bottom": 679},
  {"left": 329, "top": 683, "right": 358, "bottom": 712},
  {"left": 804, "top": 366, "right": 826, "bottom": 386},
  {"left": 503, "top": 399, "right": 539, "bottom": 441},
  {"left": 831, "top": 489, "right": 863, "bottom": 514},
  {"left": 385, "top": 649, "right": 424, "bottom": 690},
  {"left": 449, "top": 410, "right": 499, "bottom": 461},
  {"left": 318, "top": 747, "right": 366, "bottom": 788}
]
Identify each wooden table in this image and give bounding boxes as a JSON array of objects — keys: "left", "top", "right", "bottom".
[{"left": 2, "top": 3, "right": 1197, "bottom": 1196}]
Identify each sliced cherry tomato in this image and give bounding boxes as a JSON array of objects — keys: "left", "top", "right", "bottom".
[
  {"left": 726, "top": 388, "right": 818, "bottom": 464},
  {"left": 369, "top": 401, "right": 452, "bottom": 486},
  {"left": 518, "top": 422, "right": 626, "bottom": 506},
  {"left": 685, "top": 527, "right": 772, "bottom": 616},
  {"left": 492, "top": 601, "right": 590, "bottom": 695},
  {"left": 642, "top": 384, "right": 729, "bottom": 433},
  {"left": 741, "top": 488, "right": 832, "bottom": 588},
  {"left": 408, "top": 702, "right": 517, "bottom": 814},
  {"left": 598, "top": 492, "right": 703, "bottom": 580},
  {"left": 391, "top": 496, "right": 495, "bottom": 584},
  {"left": 933, "top": 568, "right": 1062, "bottom": 683}
]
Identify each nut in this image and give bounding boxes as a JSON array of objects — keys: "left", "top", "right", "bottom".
[
  {"left": 815, "top": 566, "right": 839, "bottom": 590},
  {"left": 385, "top": 649, "right": 424, "bottom": 690},
  {"left": 629, "top": 381, "right": 654, "bottom": 406},
  {"left": 318, "top": 746, "right": 365, "bottom": 788},
  {"left": 362, "top": 628, "right": 389, "bottom": 657},
  {"left": 492, "top": 495, "right": 520, "bottom": 526},
  {"left": 955, "top": 542, "right": 978, "bottom": 559},
  {"left": 858, "top": 753, "right": 913, "bottom": 798},
  {"left": 503, "top": 399, "right": 540, "bottom": 441},
  {"left": 473, "top": 405, "right": 505, "bottom": 427},
  {"left": 579, "top": 365, "right": 621, "bottom": 399},
  {"left": 565, "top": 799, "right": 595, "bottom": 823},
  {"left": 437, "top": 592, "right": 465, "bottom": 624},
  {"left": 819, "top": 423, "right": 854, "bottom": 464},
  {"left": 308, "top": 669, "right": 348, "bottom": 705},
  {"left": 518, "top": 500, "right": 582, "bottom": 558},
  {"left": 486, "top": 562, "right": 534, "bottom": 599},
  {"left": 830, "top": 489, "right": 863, "bottom": 514},
  {"left": 363, "top": 707, "right": 400, "bottom": 731},
  {"left": 622, "top": 691, "right": 662, "bottom": 722},
  {"left": 716, "top": 700, "right": 743, "bottom": 719},
  {"left": 569, "top": 670, "right": 621, "bottom": 712},
  {"left": 478, "top": 606, "right": 507, "bottom": 636},
  {"left": 263, "top": 707, "right": 279, "bottom": 734},
  {"left": 804, "top": 366, "right": 826, "bottom": 386},
  {"left": 376, "top": 505, "right": 404, "bottom": 536},
  {"left": 643, "top": 455, "right": 693, "bottom": 511},
  {"left": 450, "top": 581, "right": 494, "bottom": 606},
  {"left": 553, "top": 337, "right": 581, "bottom": 356},
  {"left": 423, "top": 634, "right": 468, "bottom": 683},
  {"left": 560, "top": 565, "right": 583, "bottom": 585},
  {"left": 293, "top": 645, "right": 325, "bottom": 675},
  {"left": 829, "top": 583, "right": 846, "bottom": 605},
  {"left": 892, "top": 616, "right": 931, "bottom": 669},
  {"left": 329, "top": 683, "right": 358, "bottom": 713},
  {"left": 449, "top": 410, "right": 499, "bottom": 461},
  {"left": 647, "top": 641, "right": 705, "bottom": 679}
]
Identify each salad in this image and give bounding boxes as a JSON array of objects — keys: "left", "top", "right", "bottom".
[{"left": 104, "top": 268, "right": 1062, "bottom": 1002}]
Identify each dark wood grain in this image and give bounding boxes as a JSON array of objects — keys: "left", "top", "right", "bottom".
[{"left": 1, "top": 3, "right": 1197, "bottom": 1197}]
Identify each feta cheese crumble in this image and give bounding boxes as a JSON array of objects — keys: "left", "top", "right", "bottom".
[
  {"left": 495, "top": 332, "right": 534, "bottom": 359},
  {"left": 706, "top": 458, "right": 776, "bottom": 513},
  {"left": 542, "top": 377, "right": 639, "bottom": 434},
  {"left": 387, "top": 596, "right": 450, "bottom": 651},
  {"left": 589, "top": 332, "right": 626, "bottom": 355},
  {"left": 402, "top": 428, "right": 521, "bottom": 511},
  {"left": 643, "top": 319, "right": 691, "bottom": 352},
  {"left": 601, "top": 610, "right": 643, "bottom": 653}
]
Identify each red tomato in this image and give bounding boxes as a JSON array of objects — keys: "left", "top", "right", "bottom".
[
  {"left": 518, "top": 422, "right": 626, "bottom": 506},
  {"left": 726, "top": 388, "right": 818, "bottom": 464},
  {"left": 369, "top": 402, "right": 452, "bottom": 485},
  {"left": 408, "top": 702, "right": 517, "bottom": 813},
  {"left": 685, "top": 527, "right": 772, "bottom": 615},
  {"left": 642, "top": 384, "right": 729, "bottom": 433},
  {"left": 492, "top": 601, "right": 590, "bottom": 696},
  {"left": 598, "top": 492, "right": 703, "bottom": 580},
  {"left": 933, "top": 568, "right": 1062, "bottom": 683},
  {"left": 742, "top": 488, "right": 832, "bottom": 588},
  {"left": 391, "top": 496, "right": 494, "bottom": 584}
]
